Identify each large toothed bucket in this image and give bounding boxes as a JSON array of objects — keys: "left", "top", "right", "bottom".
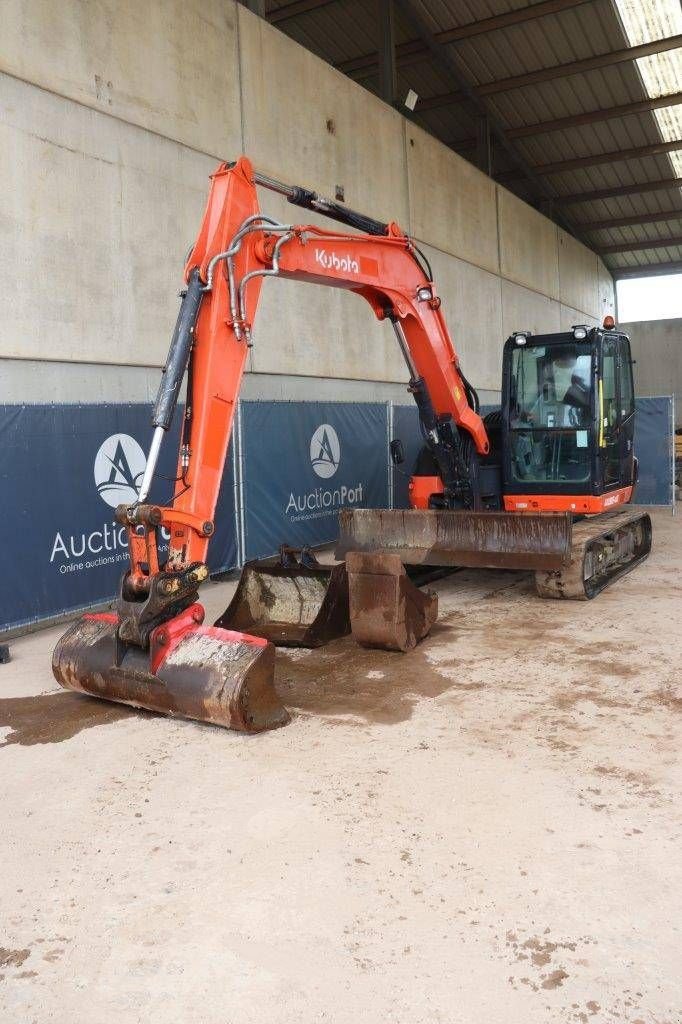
[
  {"left": 52, "top": 611, "right": 289, "bottom": 732},
  {"left": 215, "top": 547, "right": 350, "bottom": 648}
]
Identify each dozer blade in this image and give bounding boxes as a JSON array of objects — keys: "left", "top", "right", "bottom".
[
  {"left": 337, "top": 508, "right": 573, "bottom": 571},
  {"left": 215, "top": 546, "right": 350, "bottom": 648},
  {"left": 346, "top": 551, "right": 438, "bottom": 652},
  {"left": 52, "top": 608, "right": 289, "bottom": 733}
]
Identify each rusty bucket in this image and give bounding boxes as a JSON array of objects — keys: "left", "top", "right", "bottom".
[
  {"left": 215, "top": 546, "right": 351, "bottom": 648},
  {"left": 337, "top": 508, "right": 573, "bottom": 570},
  {"left": 346, "top": 551, "right": 438, "bottom": 652},
  {"left": 52, "top": 607, "right": 290, "bottom": 733}
]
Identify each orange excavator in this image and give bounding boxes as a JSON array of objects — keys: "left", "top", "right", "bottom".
[{"left": 53, "top": 157, "right": 651, "bottom": 731}]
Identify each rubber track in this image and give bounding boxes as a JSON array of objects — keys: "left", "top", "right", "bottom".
[{"left": 534, "top": 508, "right": 652, "bottom": 600}]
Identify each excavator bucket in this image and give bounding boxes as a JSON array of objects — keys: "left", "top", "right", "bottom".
[
  {"left": 52, "top": 607, "right": 289, "bottom": 733},
  {"left": 215, "top": 546, "right": 351, "bottom": 647},
  {"left": 337, "top": 508, "right": 573, "bottom": 571},
  {"left": 336, "top": 507, "right": 573, "bottom": 652},
  {"left": 346, "top": 551, "right": 438, "bottom": 652}
]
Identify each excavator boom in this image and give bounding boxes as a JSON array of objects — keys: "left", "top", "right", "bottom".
[{"left": 53, "top": 156, "right": 492, "bottom": 730}]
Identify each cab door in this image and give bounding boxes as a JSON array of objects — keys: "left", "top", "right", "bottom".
[
  {"left": 599, "top": 335, "right": 621, "bottom": 489},
  {"left": 617, "top": 335, "right": 636, "bottom": 487}
]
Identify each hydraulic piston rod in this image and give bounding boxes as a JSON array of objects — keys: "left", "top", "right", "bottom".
[{"left": 138, "top": 268, "right": 205, "bottom": 502}]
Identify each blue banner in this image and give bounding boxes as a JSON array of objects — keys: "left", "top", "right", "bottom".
[
  {"left": 1, "top": 404, "right": 236, "bottom": 632},
  {"left": 634, "top": 396, "right": 674, "bottom": 506},
  {"left": 240, "top": 401, "right": 389, "bottom": 560},
  {"left": 13, "top": 390, "right": 671, "bottom": 634}
]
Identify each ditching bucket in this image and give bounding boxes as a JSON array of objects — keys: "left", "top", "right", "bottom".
[
  {"left": 215, "top": 546, "right": 351, "bottom": 648},
  {"left": 52, "top": 606, "right": 289, "bottom": 733}
]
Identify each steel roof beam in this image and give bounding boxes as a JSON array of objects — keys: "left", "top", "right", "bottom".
[
  {"left": 497, "top": 139, "right": 682, "bottom": 180},
  {"left": 378, "top": 0, "right": 397, "bottom": 106},
  {"left": 507, "top": 92, "right": 682, "bottom": 139},
  {"left": 553, "top": 177, "right": 682, "bottom": 204},
  {"left": 597, "top": 235, "right": 682, "bottom": 255},
  {"left": 267, "top": 0, "right": 338, "bottom": 24},
  {"left": 611, "top": 260, "right": 682, "bottom": 278},
  {"left": 338, "top": 0, "right": 590, "bottom": 78},
  {"left": 579, "top": 209, "right": 682, "bottom": 231},
  {"left": 449, "top": 93, "right": 682, "bottom": 151},
  {"left": 449, "top": 94, "right": 682, "bottom": 154},
  {"left": 417, "top": 34, "right": 682, "bottom": 111}
]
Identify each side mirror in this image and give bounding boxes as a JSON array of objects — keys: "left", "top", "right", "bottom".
[{"left": 390, "top": 439, "right": 405, "bottom": 466}]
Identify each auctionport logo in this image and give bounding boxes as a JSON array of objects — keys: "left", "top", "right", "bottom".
[
  {"left": 310, "top": 424, "right": 340, "bottom": 479},
  {"left": 94, "top": 433, "right": 146, "bottom": 507},
  {"left": 49, "top": 431, "right": 168, "bottom": 570}
]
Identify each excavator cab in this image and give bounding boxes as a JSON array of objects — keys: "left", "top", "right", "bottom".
[
  {"left": 343, "top": 321, "right": 650, "bottom": 603},
  {"left": 502, "top": 325, "right": 637, "bottom": 514}
]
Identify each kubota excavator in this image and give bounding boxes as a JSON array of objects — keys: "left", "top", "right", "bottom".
[{"left": 53, "top": 157, "right": 651, "bottom": 732}]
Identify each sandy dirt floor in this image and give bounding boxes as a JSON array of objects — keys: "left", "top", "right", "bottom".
[{"left": 0, "top": 508, "right": 680, "bottom": 1024}]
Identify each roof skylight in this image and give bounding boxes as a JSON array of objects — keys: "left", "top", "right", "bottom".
[{"left": 614, "top": 0, "right": 682, "bottom": 177}]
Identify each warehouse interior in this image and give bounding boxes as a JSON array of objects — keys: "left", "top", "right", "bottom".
[{"left": 1, "top": 1, "right": 680, "bottom": 1022}]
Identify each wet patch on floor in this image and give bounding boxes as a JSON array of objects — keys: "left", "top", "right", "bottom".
[
  {"left": 0, "top": 691, "right": 136, "bottom": 747},
  {"left": 541, "top": 968, "right": 569, "bottom": 989},
  {"left": 552, "top": 687, "right": 635, "bottom": 713},
  {"left": 651, "top": 685, "right": 682, "bottom": 713},
  {"left": 0, "top": 948, "right": 30, "bottom": 968},
  {"left": 275, "top": 636, "right": 463, "bottom": 726}
]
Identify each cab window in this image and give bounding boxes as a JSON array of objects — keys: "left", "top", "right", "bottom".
[
  {"left": 601, "top": 337, "right": 620, "bottom": 485},
  {"left": 509, "top": 342, "right": 592, "bottom": 484},
  {"left": 618, "top": 339, "right": 635, "bottom": 419}
]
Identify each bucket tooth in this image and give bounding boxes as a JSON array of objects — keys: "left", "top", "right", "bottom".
[
  {"left": 52, "top": 614, "right": 289, "bottom": 733},
  {"left": 346, "top": 551, "right": 437, "bottom": 652},
  {"left": 216, "top": 550, "right": 350, "bottom": 648}
]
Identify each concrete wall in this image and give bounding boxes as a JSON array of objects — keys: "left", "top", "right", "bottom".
[
  {"left": 0, "top": 0, "right": 614, "bottom": 405},
  {"left": 622, "top": 318, "right": 682, "bottom": 425}
]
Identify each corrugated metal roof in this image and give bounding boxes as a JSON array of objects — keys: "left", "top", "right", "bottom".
[{"left": 260, "top": 0, "right": 682, "bottom": 275}]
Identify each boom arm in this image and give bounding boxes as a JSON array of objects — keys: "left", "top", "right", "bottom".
[{"left": 122, "top": 157, "right": 490, "bottom": 592}]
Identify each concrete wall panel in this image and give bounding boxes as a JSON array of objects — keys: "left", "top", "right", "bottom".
[
  {"left": 559, "top": 305, "right": 599, "bottom": 332},
  {"left": 246, "top": 190, "right": 406, "bottom": 382},
  {"left": 0, "top": 0, "right": 241, "bottom": 156},
  {"left": 249, "top": 273, "right": 405, "bottom": 383},
  {"left": 500, "top": 279, "right": 561, "bottom": 340},
  {"left": 623, "top": 318, "right": 682, "bottom": 422},
  {"left": 0, "top": 73, "right": 213, "bottom": 366},
  {"left": 497, "top": 187, "right": 559, "bottom": 300},
  {"left": 1, "top": 0, "right": 612, "bottom": 396},
  {"left": 598, "top": 261, "right": 616, "bottom": 322},
  {"left": 238, "top": 8, "right": 409, "bottom": 229},
  {"left": 558, "top": 228, "right": 599, "bottom": 317},
  {"left": 424, "top": 246, "right": 503, "bottom": 392},
  {"left": 406, "top": 126, "right": 499, "bottom": 275}
]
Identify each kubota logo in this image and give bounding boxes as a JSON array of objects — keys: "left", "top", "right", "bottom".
[
  {"left": 315, "top": 249, "right": 360, "bottom": 275},
  {"left": 310, "top": 424, "right": 340, "bottom": 479},
  {"left": 94, "top": 433, "right": 146, "bottom": 507}
]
